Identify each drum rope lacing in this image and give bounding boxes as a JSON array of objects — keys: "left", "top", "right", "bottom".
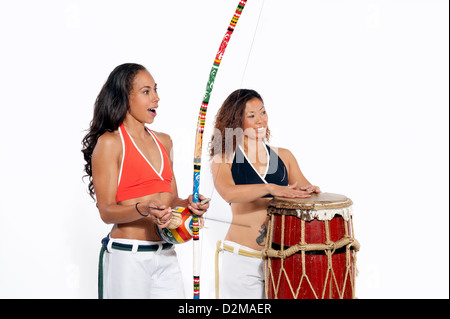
[
  {"left": 262, "top": 211, "right": 360, "bottom": 258},
  {"left": 263, "top": 208, "right": 360, "bottom": 299}
]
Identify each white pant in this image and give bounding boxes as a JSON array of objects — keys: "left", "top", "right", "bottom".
[
  {"left": 218, "top": 240, "right": 265, "bottom": 299},
  {"left": 99, "top": 237, "right": 185, "bottom": 299}
]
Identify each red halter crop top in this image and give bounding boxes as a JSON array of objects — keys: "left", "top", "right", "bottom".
[{"left": 116, "top": 124, "right": 173, "bottom": 203}]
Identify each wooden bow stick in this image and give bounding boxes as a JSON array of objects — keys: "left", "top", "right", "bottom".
[{"left": 190, "top": 0, "right": 249, "bottom": 298}]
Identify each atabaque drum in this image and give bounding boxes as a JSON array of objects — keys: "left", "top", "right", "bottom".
[{"left": 263, "top": 192, "right": 360, "bottom": 299}]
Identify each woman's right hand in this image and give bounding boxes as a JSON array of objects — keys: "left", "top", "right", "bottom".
[
  {"left": 268, "top": 181, "right": 312, "bottom": 198},
  {"left": 140, "top": 200, "right": 173, "bottom": 228}
]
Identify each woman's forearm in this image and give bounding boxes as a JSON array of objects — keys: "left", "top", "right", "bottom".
[
  {"left": 98, "top": 202, "right": 148, "bottom": 225},
  {"left": 219, "top": 184, "right": 272, "bottom": 204}
]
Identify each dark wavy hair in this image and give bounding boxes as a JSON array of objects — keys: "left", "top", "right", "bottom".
[
  {"left": 81, "top": 63, "right": 148, "bottom": 199},
  {"left": 208, "top": 89, "right": 270, "bottom": 159}
]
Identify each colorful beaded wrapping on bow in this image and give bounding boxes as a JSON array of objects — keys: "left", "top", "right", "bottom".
[{"left": 192, "top": 0, "right": 248, "bottom": 299}]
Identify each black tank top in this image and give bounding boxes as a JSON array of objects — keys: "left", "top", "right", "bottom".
[{"left": 231, "top": 144, "right": 288, "bottom": 198}]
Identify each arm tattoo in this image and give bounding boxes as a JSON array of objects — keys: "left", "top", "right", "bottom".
[{"left": 256, "top": 224, "right": 267, "bottom": 247}]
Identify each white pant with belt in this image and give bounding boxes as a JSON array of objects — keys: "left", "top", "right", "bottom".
[
  {"left": 217, "top": 240, "right": 265, "bottom": 299},
  {"left": 99, "top": 237, "right": 185, "bottom": 299}
]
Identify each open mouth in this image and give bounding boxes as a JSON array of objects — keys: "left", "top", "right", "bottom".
[{"left": 148, "top": 108, "right": 157, "bottom": 116}]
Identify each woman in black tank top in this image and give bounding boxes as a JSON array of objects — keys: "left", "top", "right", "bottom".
[{"left": 209, "top": 89, "right": 320, "bottom": 299}]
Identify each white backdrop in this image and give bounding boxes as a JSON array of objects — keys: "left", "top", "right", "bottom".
[{"left": 0, "top": 0, "right": 448, "bottom": 299}]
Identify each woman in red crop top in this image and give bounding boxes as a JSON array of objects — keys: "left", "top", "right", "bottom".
[{"left": 82, "top": 63, "right": 209, "bottom": 298}]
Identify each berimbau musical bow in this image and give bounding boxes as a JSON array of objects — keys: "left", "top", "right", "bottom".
[{"left": 191, "top": 0, "right": 248, "bottom": 299}]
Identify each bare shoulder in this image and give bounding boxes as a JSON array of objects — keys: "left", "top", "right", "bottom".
[
  {"left": 152, "top": 130, "right": 171, "bottom": 143},
  {"left": 211, "top": 152, "right": 235, "bottom": 166},
  {"left": 269, "top": 146, "right": 298, "bottom": 167},
  {"left": 93, "top": 131, "right": 122, "bottom": 157},
  {"left": 277, "top": 147, "right": 294, "bottom": 157},
  {"left": 151, "top": 130, "right": 173, "bottom": 151},
  {"left": 269, "top": 145, "right": 293, "bottom": 159}
]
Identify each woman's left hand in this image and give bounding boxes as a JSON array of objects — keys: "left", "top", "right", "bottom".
[
  {"left": 187, "top": 194, "right": 210, "bottom": 216},
  {"left": 299, "top": 185, "right": 321, "bottom": 193}
]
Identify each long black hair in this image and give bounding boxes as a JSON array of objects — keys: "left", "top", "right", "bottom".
[{"left": 81, "top": 63, "right": 147, "bottom": 199}]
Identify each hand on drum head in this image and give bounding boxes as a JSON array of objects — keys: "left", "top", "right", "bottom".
[
  {"left": 268, "top": 182, "right": 312, "bottom": 199},
  {"left": 298, "top": 185, "right": 321, "bottom": 194}
]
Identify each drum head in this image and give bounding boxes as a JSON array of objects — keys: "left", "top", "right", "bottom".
[{"left": 270, "top": 192, "right": 353, "bottom": 211}]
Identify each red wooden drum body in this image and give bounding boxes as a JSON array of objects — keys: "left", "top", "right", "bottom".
[{"left": 264, "top": 193, "right": 359, "bottom": 299}]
